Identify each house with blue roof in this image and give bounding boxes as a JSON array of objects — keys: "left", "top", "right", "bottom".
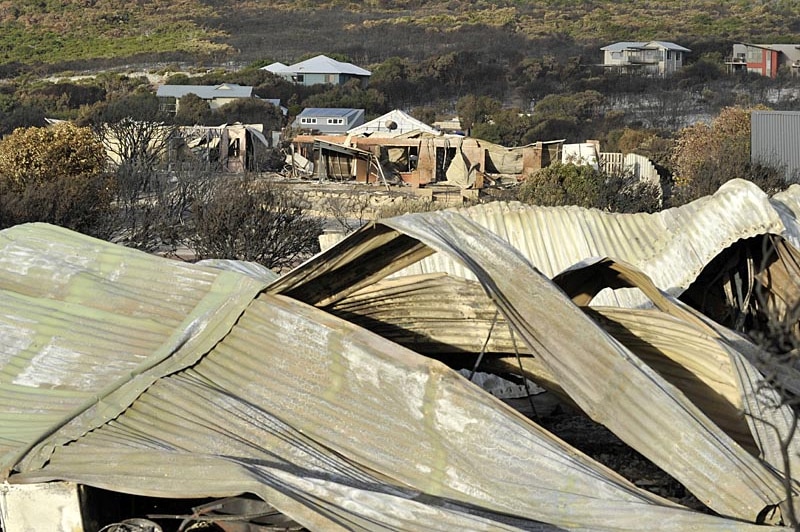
[
  {"left": 291, "top": 108, "right": 365, "bottom": 134},
  {"left": 601, "top": 41, "right": 690, "bottom": 76},
  {"left": 263, "top": 55, "right": 371, "bottom": 87}
]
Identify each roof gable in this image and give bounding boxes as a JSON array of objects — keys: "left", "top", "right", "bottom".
[
  {"left": 262, "top": 62, "right": 289, "bottom": 73},
  {"left": 601, "top": 41, "right": 646, "bottom": 51},
  {"left": 298, "top": 107, "right": 363, "bottom": 119},
  {"left": 601, "top": 41, "right": 690, "bottom": 52},
  {"left": 644, "top": 41, "right": 691, "bottom": 52},
  {"left": 285, "top": 55, "right": 371, "bottom": 76},
  {"left": 347, "top": 109, "right": 440, "bottom": 136}
]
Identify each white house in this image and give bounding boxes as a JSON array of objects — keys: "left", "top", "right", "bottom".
[
  {"left": 263, "top": 55, "right": 371, "bottom": 87},
  {"left": 601, "top": 41, "right": 690, "bottom": 76}
]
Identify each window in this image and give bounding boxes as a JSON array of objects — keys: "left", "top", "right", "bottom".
[
  {"left": 326, "top": 118, "right": 344, "bottom": 125},
  {"left": 292, "top": 74, "right": 305, "bottom": 83},
  {"left": 300, "top": 117, "right": 317, "bottom": 125},
  {"left": 159, "top": 97, "right": 177, "bottom": 114},
  {"left": 325, "top": 74, "right": 337, "bottom": 83},
  {"left": 611, "top": 51, "right": 622, "bottom": 59}
]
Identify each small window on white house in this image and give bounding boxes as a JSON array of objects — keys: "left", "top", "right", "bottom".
[
  {"left": 326, "top": 118, "right": 344, "bottom": 125},
  {"left": 611, "top": 51, "right": 622, "bottom": 59},
  {"left": 300, "top": 117, "right": 317, "bottom": 124}
]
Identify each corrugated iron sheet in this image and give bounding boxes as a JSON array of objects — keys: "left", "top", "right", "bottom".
[
  {"left": 326, "top": 269, "right": 758, "bottom": 452},
  {"left": 360, "top": 179, "right": 794, "bottom": 308},
  {"left": 0, "top": 223, "right": 269, "bottom": 474},
  {"left": 6, "top": 287, "right": 786, "bottom": 530},
  {"left": 274, "top": 208, "right": 800, "bottom": 524},
  {"left": 381, "top": 211, "right": 794, "bottom": 522},
  {"left": 15, "top": 292, "right": 719, "bottom": 530},
  {"left": 3, "top": 226, "right": 769, "bottom": 529},
  {"left": 752, "top": 111, "right": 800, "bottom": 179},
  {"left": 5, "top": 179, "right": 800, "bottom": 529}
]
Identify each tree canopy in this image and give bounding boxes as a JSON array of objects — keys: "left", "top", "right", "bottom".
[
  {"left": 0, "top": 123, "right": 113, "bottom": 235},
  {"left": 0, "top": 122, "right": 105, "bottom": 189},
  {"left": 670, "top": 105, "right": 786, "bottom": 205}
]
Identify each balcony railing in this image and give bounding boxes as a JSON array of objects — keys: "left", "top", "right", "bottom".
[{"left": 626, "top": 56, "right": 660, "bottom": 64}]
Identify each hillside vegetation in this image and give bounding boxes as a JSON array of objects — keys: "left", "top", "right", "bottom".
[{"left": 4, "top": 0, "right": 800, "bottom": 72}]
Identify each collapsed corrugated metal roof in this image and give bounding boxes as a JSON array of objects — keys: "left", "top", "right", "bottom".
[
  {"left": 345, "top": 179, "right": 799, "bottom": 309},
  {"left": 4, "top": 177, "right": 800, "bottom": 529},
  {"left": 271, "top": 207, "right": 800, "bottom": 525},
  {"left": 4, "top": 223, "right": 770, "bottom": 531}
]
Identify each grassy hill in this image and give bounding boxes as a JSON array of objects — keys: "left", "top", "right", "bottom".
[{"left": 4, "top": 0, "right": 800, "bottom": 71}]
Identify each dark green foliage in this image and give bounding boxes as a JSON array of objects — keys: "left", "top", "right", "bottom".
[
  {"left": 455, "top": 95, "right": 502, "bottom": 132},
  {"left": 369, "top": 57, "right": 416, "bottom": 109},
  {"left": 519, "top": 163, "right": 605, "bottom": 208},
  {"left": 221, "top": 67, "right": 277, "bottom": 88},
  {"left": 525, "top": 117, "right": 580, "bottom": 144},
  {"left": 409, "top": 106, "right": 437, "bottom": 126},
  {"left": 302, "top": 80, "right": 389, "bottom": 116},
  {"left": 676, "top": 53, "right": 726, "bottom": 84},
  {"left": 472, "top": 109, "right": 535, "bottom": 147},
  {"left": 78, "top": 91, "right": 169, "bottom": 126},
  {"left": 25, "top": 82, "right": 107, "bottom": 118},
  {"left": 534, "top": 90, "right": 605, "bottom": 123},
  {"left": 524, "top": 90, "right": 606, "bottom": 142},
  {"left": 216, "top": 98, "right": 284, "bottom": 130},
  {"left": 174, "top": 93, "right": 215, "bottom": 126},
  {"left": 517, "top": 163, "right": 661, "bottom": 213},
  {"left": 0, "top": 103, "right": 47, "bottom": 136},
  {"left": 164, "top": 73, "right": 194, "bottom": 85}
]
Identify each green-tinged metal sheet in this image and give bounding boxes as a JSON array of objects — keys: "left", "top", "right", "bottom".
[
  {"left": 3, "top": 211, "right": 798, "bottom": 530},
  {"left": 13, "top": 293, "right": 784, "bottom": 531},
  {"left": 0, "top": 223, "right": 269, "bottom": 477}
]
